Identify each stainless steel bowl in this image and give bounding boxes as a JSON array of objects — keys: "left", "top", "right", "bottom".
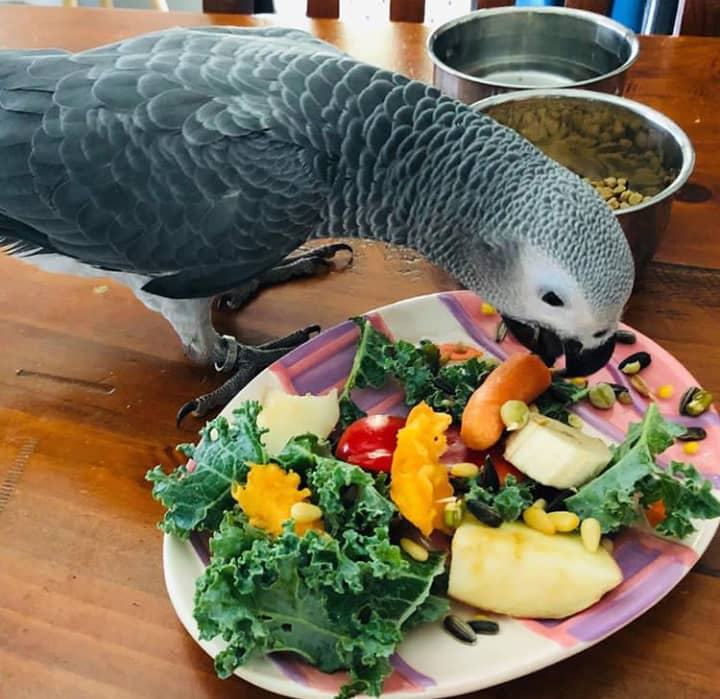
[
  {"left": 428, "top": 7, "right": 639, "bottom": 104},
  {"left": 472, "top": 89, "right": 695, "bottom": 272}
]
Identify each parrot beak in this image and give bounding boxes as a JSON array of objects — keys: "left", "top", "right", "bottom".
[{"left": 501, "top": 316, "right": 615, "bottom": 377}]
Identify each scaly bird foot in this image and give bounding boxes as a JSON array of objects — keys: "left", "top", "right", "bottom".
[
  {"left": 176, "top": 325, "right": 320, "bottom": 427},
  {"left": 217, "top": 242, "right": 354, "bottom": 311}
]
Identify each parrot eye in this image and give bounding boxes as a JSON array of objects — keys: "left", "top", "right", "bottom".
[
  {"left": 593, "top": 328, "right": 610, "bottom": 338},
  {"left": 541, "top": 290, "right": 565, "bottom": 308}
]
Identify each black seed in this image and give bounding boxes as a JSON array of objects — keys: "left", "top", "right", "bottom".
[
  {"left": 617, "top": 390, "right": 633, "bottom": 406},
  {"left": 679, "top": 386, "right": 701, "bottom": 416},
  {"left": 479, "top": 455, "right": 500, "bottom": 492},
  {"left": 468, "top": 619, "right": 500, "bottom": 635},
  {"left": 618, "top": 352, "right": 651, "bottom": 374},
  {"left": 450, "top": 476, "right": 471, "bottom": 495},
  {"left": 607, "top": 382, "right": 629, "bottom": 396},
  {"left": 545, "top": 488, "right": 576, "bottom": 512},
  {"left": 615, "top": 329, "right": 637, "bottom": 345},
  {"left": 676, "top": 426, "right": 707, "bottom": 442},
  {"left": 443, "top": 615, "right": 477, "bottom": 644},
  {"left": 465, "top": 498, "right": 503, "bottom": 527}
]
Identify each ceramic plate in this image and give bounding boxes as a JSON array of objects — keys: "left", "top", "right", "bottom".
[{"left": 163, "top": 290, "right": 719, "bottom": 698}]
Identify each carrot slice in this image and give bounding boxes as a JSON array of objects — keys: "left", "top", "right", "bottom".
[
  {"left": 438, "top": 342, "right": 484, "bottom": 363},
  {"left": 460, "top": 353, "right": 552, "bottom": 451},
  {"left": 645, "top": 499, "right": 667, "bottom": 528}
]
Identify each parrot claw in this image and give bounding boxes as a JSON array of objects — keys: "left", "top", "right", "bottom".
[
  {"left": 217, "top": 242, "right": 354, "bottom": 311},
  {"left": 177, "top": 325, "right": 322, "bottom": 427}
]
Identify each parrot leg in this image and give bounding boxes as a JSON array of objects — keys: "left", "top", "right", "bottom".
[
  {"left": 175, "top": 325, "right": 321, "bottom": 427},
  {"left": 217, "top": 242, "right": 353, "bottom": 311}
]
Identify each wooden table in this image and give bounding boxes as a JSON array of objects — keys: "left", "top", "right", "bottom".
[{"left": 1, "top": 6, "right": 719, "bottom": 698}]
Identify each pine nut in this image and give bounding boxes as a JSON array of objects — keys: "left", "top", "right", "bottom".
[
  {"left": 547, "top": 511, "right": 580, "bottom": 532},
  {"left": 289, "top": 502, "right": 323, "bottom": 524},
  {"left": 451, "top": 462, "right": 480, "bottom": 479},
  {"left": 581, "top": 517, "right": 602, "bottom": 552},
  {"left": 523, "top": 506, "right": 556, "bottom": 535},
  {"left": 400, "top": 537, "right": 429, "bottom": 562}
]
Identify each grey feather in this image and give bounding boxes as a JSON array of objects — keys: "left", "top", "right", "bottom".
[{"left": 0, "top": 24, "right": 633, "bottom": 352}]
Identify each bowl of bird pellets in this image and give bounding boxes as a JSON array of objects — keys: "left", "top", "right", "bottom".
[
  {"left": 428, "top": 6, "right": 639, "bottom": 104},
  {"left": 472, "top": 88, "right": 695, "bottom": 272}
]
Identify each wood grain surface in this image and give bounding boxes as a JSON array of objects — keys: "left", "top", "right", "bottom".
[{"left": 0, "top": 7, "right": 718, "bottom": 699}]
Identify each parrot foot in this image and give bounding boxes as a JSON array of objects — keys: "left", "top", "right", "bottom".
[
  {"left": 217, "top": 242, "right": 353, "bottom": 311},
  {"left": 176, "top": 325, "right": 321, "bottom": 427}
]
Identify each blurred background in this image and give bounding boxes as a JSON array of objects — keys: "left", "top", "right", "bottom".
[{"left": 0, "top": 0, "right": 712, "bottom": 38}]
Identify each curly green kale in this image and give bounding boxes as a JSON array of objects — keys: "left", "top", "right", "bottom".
[
  {"left": 466, "top": 474, "right": 535, "bottom": 522},
  {"left": 534, "top": 378, "right": 589, "bottom": 424},
  {"left": 638, "top": 461, "right": 720, "bottom": 539},
  {"left": 194, "top": 440, "right": 448, "bottom": 699},
  {"left": 338, "top": 317, "right": 496, "bottom": 427},
  {"left": 565, "top": 404, "right": 720, "bottom": 536},
  {"left": 145, "top": 402, "right": 267, "bottom": 539}
]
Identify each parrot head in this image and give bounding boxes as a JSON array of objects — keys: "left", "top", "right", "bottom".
[{"left": 456, "top": 140, "right": 635, "bottom": 377}]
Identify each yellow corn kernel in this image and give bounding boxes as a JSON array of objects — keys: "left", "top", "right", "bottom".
[
  {"left": 450, "top": 462, "right": 480, "bottom": 479},
  {"left": 581, "top": 518, "right": 602, "bottom": 553},
  {"left": 523, "top": 506, "right": 556, "bottom": 535},
  {"left": 547, "top": 511, "right": 580, "bottom": 532},
  {"left": 289, "top": 502, "right": 323, "bottom": 524},
  {"left": 481, "top": 302, "right": 496, "bottom": 315},
  {"left": 569, "top": 377, "right": 588, "bottom": 388},
  {"left": 400, "top": 537, "right": 429, "bottom": 562},
  {"left": 683, "top": 441, "right": 700, "bottom": 455},
  {"left": 657, "top": 384, "right": 674, "bottom": 400}
]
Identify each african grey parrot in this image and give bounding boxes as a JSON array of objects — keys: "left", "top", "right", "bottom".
[{"left": 0, "top": 26, "right": 634, "bottom": 423}]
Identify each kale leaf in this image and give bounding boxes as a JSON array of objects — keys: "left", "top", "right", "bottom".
[
  {"left": 638, "top": 461, "right": 720, "bottom": 539},
  {"left": 466, "top": 474, "right": 535, "bottom": 522},
  {"left": 145, "top": 402, "right": 267, "bottom": 539},
  {"left": 193, "top": 437, "right": 447, "bottom": 699},
  {"left": 338, "top": 317, "right": 496, "bottom": 427},
  {"left": 338, "top": 317, "right": 394, "bottom": 427},
  {"left": 565, "top": 404, "right": 712, "bottom": 535},
  {"left": 534, "top": 378, "right": 589, "bottom": 424}
]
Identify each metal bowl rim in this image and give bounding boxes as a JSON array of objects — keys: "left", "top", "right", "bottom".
[
  {"left": 470, "top": 87, "right": 695, "bottom": 215},
  {"left": 427, "top": 6, "right": 640, "bottom": 90}
]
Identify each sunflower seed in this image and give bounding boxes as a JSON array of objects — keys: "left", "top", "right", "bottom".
[
  {"left": 676, "top": 427, "right": 707, "bottom": 442},
  {"left": 615, "top": 330, "right": 637, "bottom": 345},
  {"left": 443, "top": 615, "right": 477, "bottom": 644},
  {"left": 619, "top": 351, "right": 651, "bottom": 374},
  {"left": 465, "top": 497, "right": 503, "bottom": 527},
  {"left": 468, "top": 619, "right": 500, "bottom": 635},
  {"left": 495, "top": 320, "right": 508, "bottom": 343},
  {"left": 679, "top": 387, "right": 713, "bottom": 416}
]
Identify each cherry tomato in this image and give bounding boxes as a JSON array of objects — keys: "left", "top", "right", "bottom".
[
  {"left": 336, "top": 415, "right": 406, "bottom": 472},
  {"left": 486, "top": 446, "right": 525, "bottom": 485},
  {"left": 442, "top": 428, "right": 524, "bottom": 485}
]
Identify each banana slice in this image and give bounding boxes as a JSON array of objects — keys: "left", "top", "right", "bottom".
[{"left": 503, "top": 414, "right": 611, "bottom": 489}]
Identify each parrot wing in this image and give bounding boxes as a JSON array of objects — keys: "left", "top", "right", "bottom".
[{"left": 0, "top": 27, "right": 348, "bottom": 298}]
